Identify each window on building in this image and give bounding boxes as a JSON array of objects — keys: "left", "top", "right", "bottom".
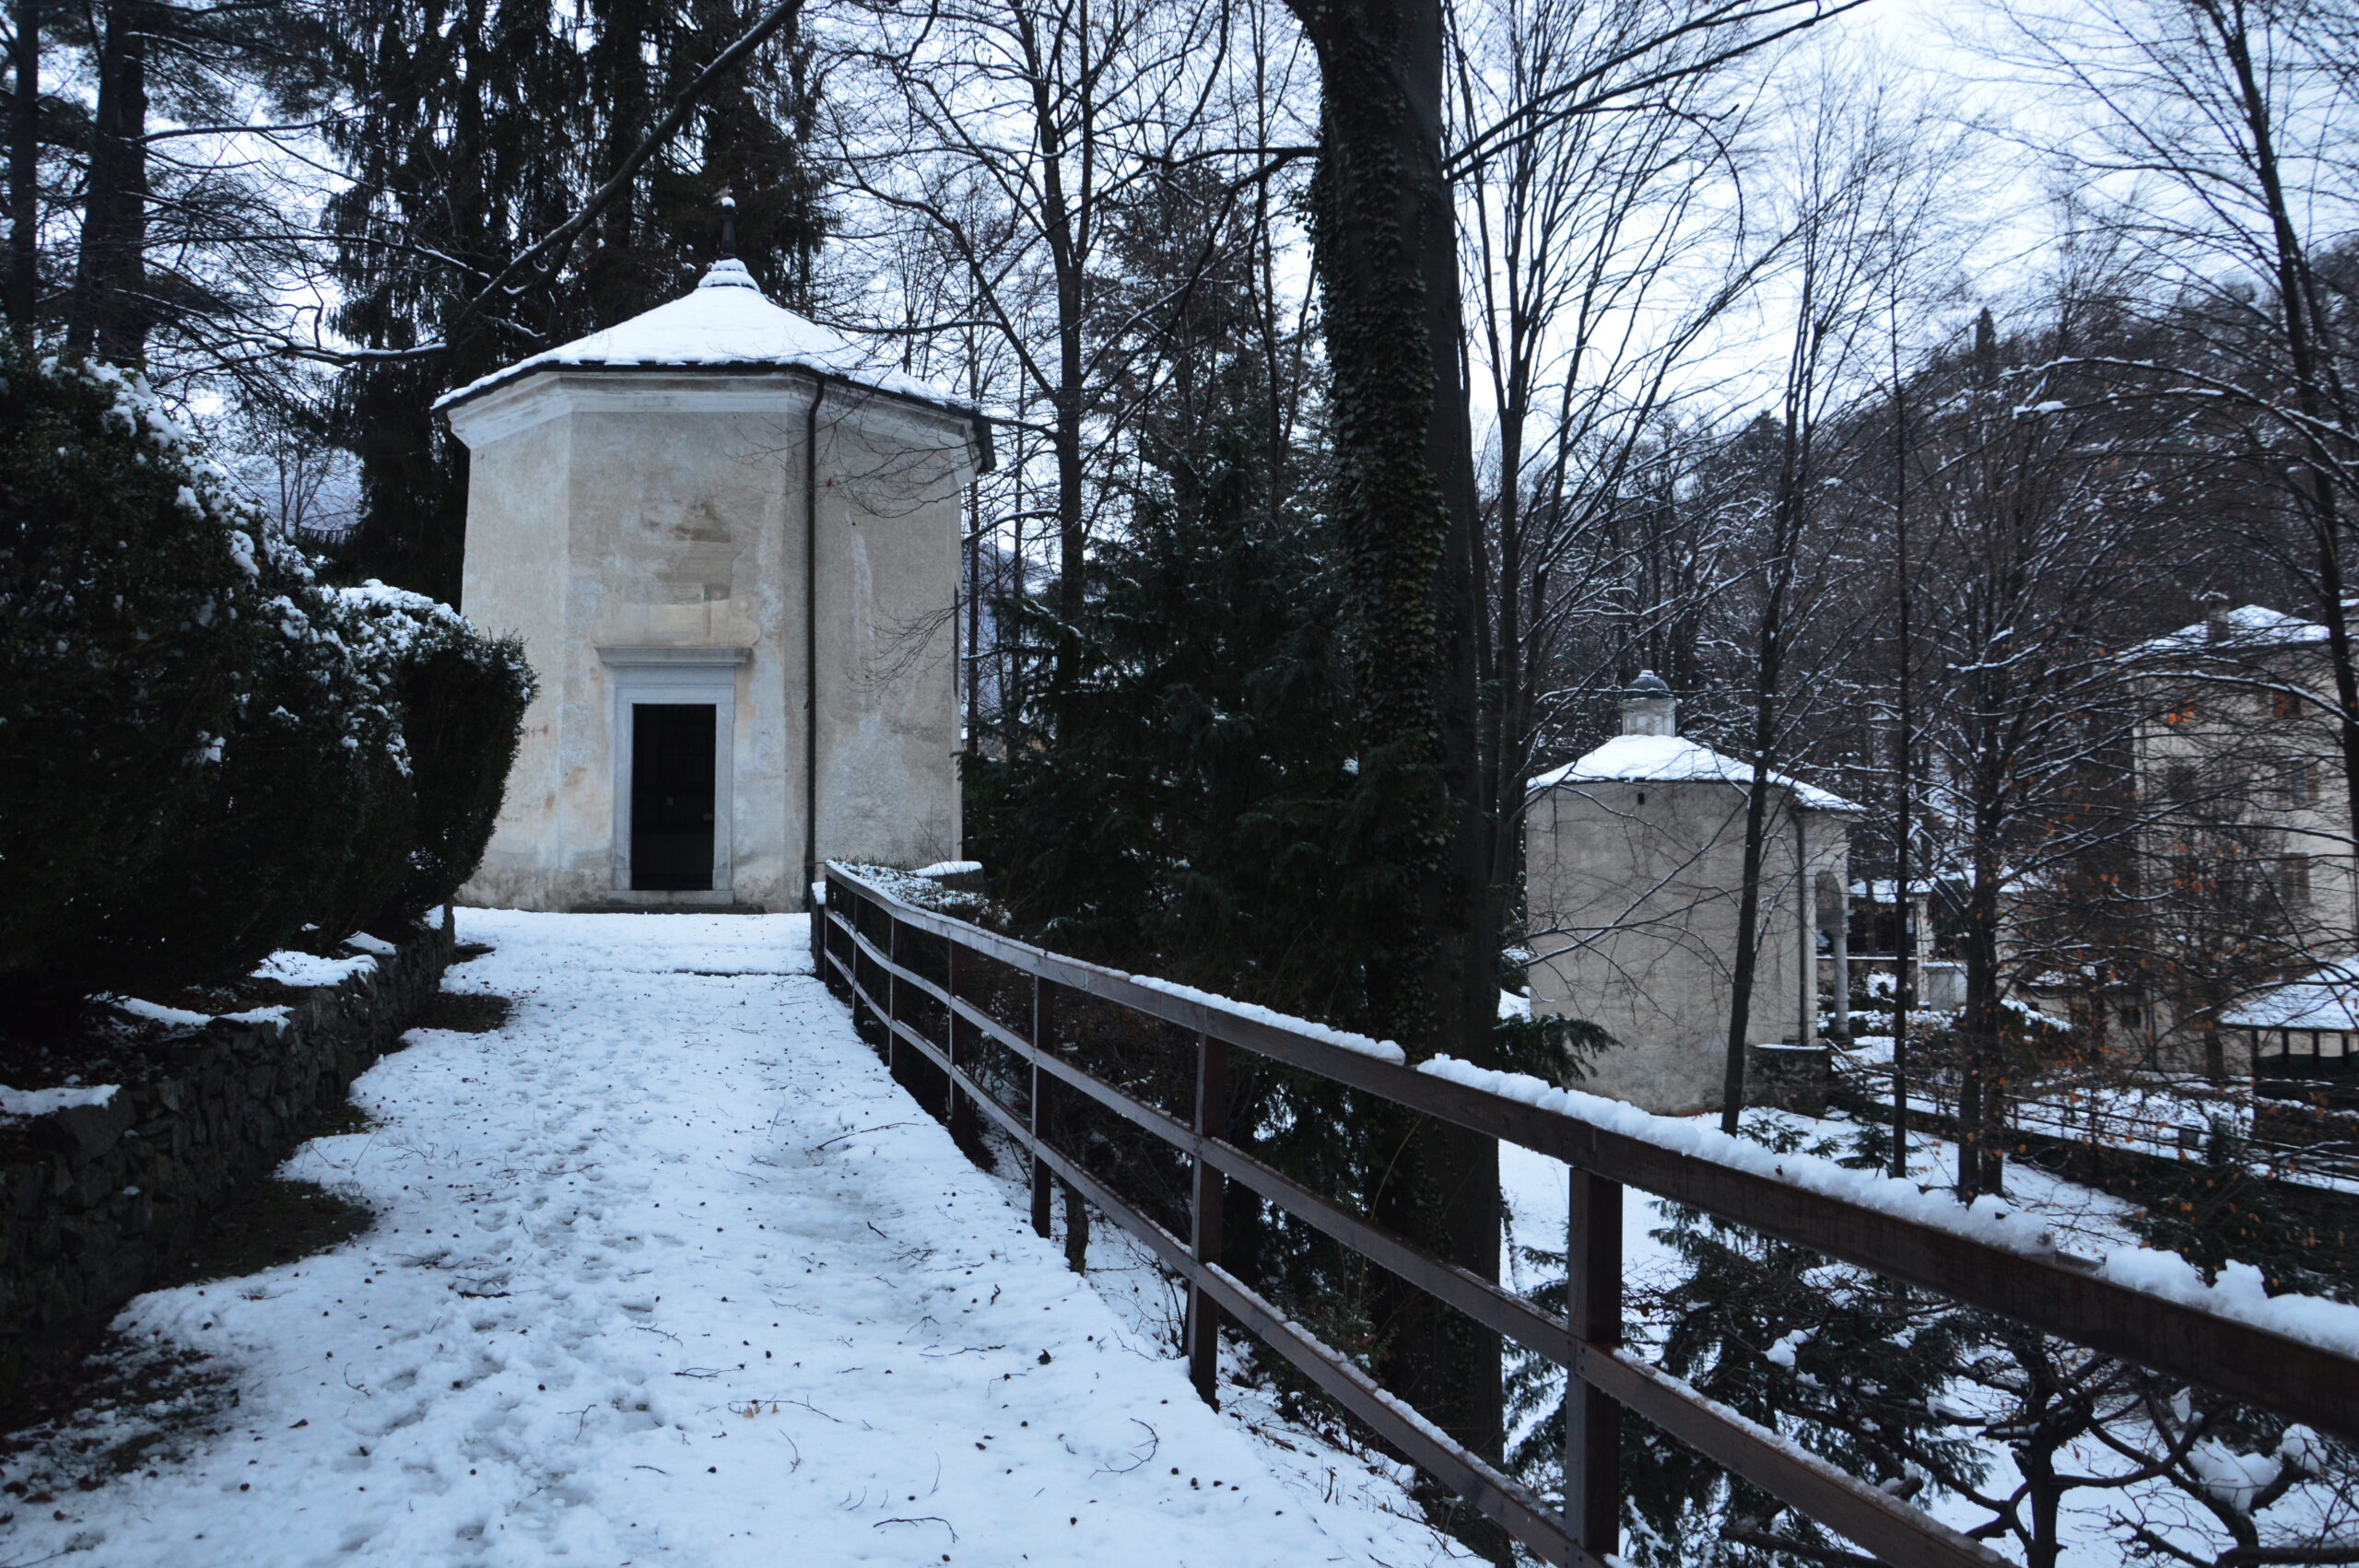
[
  {"left": 2281, "top": 851, "right": 2313, "bottom": 908},
  {"left": 2273, "top": 688, "right": 2304, "bottom": 720}
]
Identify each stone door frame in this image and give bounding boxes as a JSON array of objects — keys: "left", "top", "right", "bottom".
[{"left": 598, "top": 646, "right": 750, "bottom": 897}]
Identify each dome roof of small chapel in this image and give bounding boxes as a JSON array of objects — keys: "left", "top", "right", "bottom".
[{"left": 435, "top": 260, "right": 980, "bottom": 437}]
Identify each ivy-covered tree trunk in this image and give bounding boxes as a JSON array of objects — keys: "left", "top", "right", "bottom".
[{"left": 1285, "top": 0, "right": 1506, "bottom": 1513}]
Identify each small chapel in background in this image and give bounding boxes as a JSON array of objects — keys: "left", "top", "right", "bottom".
[
  {"left": 1525, "top": 673, "right": 1856, "bottom": 1115},
  {"left": 436, "top": 255, "right": 989, "bottom": 912}
]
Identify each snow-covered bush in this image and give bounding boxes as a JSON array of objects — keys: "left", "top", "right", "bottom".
[
  {"left": 0, "top": 351, "right": 534, "bottom": 1015},
  {"left": 70, "top": 540, "right": 406, "bottom": 994},
  {"left": 379, "top": 606, "right": 533, "bottom": 928},
  {"left": 309, "top": 582, "right": 534, "bottom": 937},
  {"left": 0, "top": 350, "right": 269, "bottom": 1009}
]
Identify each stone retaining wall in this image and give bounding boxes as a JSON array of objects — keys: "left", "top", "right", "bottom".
[
  {"left": 1747, "top": 1042, "right": 1832, "bottom": 1115},
  {"left": 0, "top": 919, "right": 453, "bottom": 1400}
]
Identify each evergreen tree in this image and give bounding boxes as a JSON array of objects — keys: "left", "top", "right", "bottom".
[
  {"left": 32, "top": 0, "right": 334, "bottom": 367},
  {"left": 970, "top": 421, "right": 1358, "bottom": 1012},
  {"left": 320, "top": 0, "right": 827, "bottom": 603},
  {"left": 1504, "top": 1119, "right": 1987, "bottom": 1566}
]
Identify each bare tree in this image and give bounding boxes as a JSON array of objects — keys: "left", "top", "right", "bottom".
[
  {"left": 1713, "top": 54, "right": 1965, "bottom": 1133},
  {"left": 1988, "top": 0, "right": 2359, "bottom": 940},
  {"left": 6, "top": 0, "right": 37, "bottom": 336},
  {"left": 1895, "top": 303, "right": 2184, "bottom": 1197},
  {"left": 1448, "top": 0, "right": 1785, "bottom": 989},
  {"left": 829, "top": 0, "right": 1254, "bottom": 704}
]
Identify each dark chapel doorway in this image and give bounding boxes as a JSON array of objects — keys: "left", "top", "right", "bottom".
[{"left": 631, "top": 703, "right": 717, "bottom": 890}]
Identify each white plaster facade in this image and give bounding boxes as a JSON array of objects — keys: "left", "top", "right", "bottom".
[
  {"left": 2119, "top": 603, "right": 2359, "bottom": 1069},
  {"left": 2131, "top": 603, "right": 2358, "bottom": 948},
  {"left": 1525, "top": 678, "right": 1856, "bottom": 1114},
  {"left": 440, "top": 262, "right": 986, "bottom": 912}
]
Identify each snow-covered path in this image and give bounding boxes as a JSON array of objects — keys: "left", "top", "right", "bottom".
[{"left": 6, "top": 911, "right": 1461, "bottom": 1567}]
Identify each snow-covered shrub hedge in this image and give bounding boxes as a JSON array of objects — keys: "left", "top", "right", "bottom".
[
  {"left": 0, "top": 352, "right": 534, "bottom": 1015},
  {"left": 71, "top": 541, "right": 406, "bottom": 994},
  {"left": 305, "top": 583, "right": 534, "bottom": 939},
  {"left": 371, "top": 600, "right": 533, "bottom": 929},
  {"left": 0, "top": 351, "right": 269, "bottom": 1008}
]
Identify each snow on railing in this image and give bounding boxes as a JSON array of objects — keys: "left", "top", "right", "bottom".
[
  {"left": 1425, "top": 1055, "right": 2359, "bottom": 1362},
  {"left": 818, "top": 860, "right": 2359, "bottom": 1568}
]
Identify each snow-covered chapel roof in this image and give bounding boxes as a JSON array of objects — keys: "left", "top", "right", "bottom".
[
  {"left": 435, "top": 261, "right": 989, "bottom": 459},
  {"left": 2129, "top": 604, "right": 2330, "bottom": 660},
  {"left": 1529, "top": 733, "right": 1860, "bottom": 813}
]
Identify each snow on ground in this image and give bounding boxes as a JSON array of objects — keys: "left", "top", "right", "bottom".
[
  {"left": 2, "top": 910, "right": 1465, "bottom": 1568},
  {"left": 0, "top": 1083, "right": 120, "bottom": 1118}
]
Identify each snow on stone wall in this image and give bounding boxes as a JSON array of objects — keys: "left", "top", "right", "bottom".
[{"left": 0, "top": 923, "right": 453, "bottom": 1397}]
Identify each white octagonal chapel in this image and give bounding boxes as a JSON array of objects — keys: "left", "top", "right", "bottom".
[{"left": 438, "top": 260, "right": 989, "bottom": 912}]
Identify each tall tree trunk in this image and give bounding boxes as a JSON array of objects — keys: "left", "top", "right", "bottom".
[
  {"left": 6, "top": 0, "right": 34, "bottom": 338},
  {"left": 1719, "top": 640, "right": 1790, "bottom": 1134},
  {"left": 1285, "top": 0, "right": 1505, "bottom": 1530},
  {"left": 1888, "top": 312, "right": 1916, "bottom": 1176},
  {"left": 1721, "top": 384, "right": 1808, "bottom": 1134},
  {"left": 2205, "top": 0, "right": 2359, "bottom": 947},
  {"left": 1958, "top": 780, "right": 2007, "bottom": 1199},
  {"left": 67, "top": 0, "right": 149, "bottom": 363},
  {"left": 1027, "top": 32, "right": 1089, "bottom": 715}
]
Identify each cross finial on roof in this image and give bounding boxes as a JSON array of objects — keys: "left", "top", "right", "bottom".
[{"left": 718, "top": 184, "right": 738, "bottom": 259}]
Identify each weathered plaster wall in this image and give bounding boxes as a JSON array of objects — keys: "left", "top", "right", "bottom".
[
  {"left": 0, "top": 926, "right": 452, "bottom": 1399},
  {"left": 1527, "top": 779, "right": 1848, "bottom": 1115},
  {"left": 814, "top": 388, "right": 967, "bottom": 877},
  {"left": 452, "top": 370, "right": 973, "bottom": 911},
  {"left": 457, "top": 411, "right": 575, "bottom": 907}
]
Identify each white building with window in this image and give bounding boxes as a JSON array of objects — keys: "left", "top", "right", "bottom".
[
  {"left": 2125, "top": 602, "right": 2358, "bottom": 1068},
  {"left": 2131, "top": 603, "right": 2353, "bottom": 942},
  {"left": 438, "top": 260, "right": 989, "bottom": 911}
]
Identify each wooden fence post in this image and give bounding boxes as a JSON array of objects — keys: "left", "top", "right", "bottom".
[
  {"left": 1029, "top": 975, "right": 1053, "bottom": 1238},
  {"left": 816, "top": 873, "right": 834, "bottom": 998},
  {"left": 1566, "top": 1167, "right": 1623, "bottom": 1559},
  {"left": 945, "top": 939, "right": 962, "bottom": 1130},
  {"left": 885, "top": 910, "right": 900, "bottom": 1075},
  {"left": 1187, "top": 1031, "right": 1229, "bottom": 1406},
  {"left": 1057, "top": 984, "right": 1086, "bottom": 1273},
  {"left": 1062, "top": 1177, "right": 1090, "bottom": 1274}
]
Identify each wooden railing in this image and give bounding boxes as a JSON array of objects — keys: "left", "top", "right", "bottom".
[
  {"left": 1831, "top": 1054, "right": 2359, "bottom": 1190},
  {"left": 816, "top": 863, "right": 2359, "bottom": 1568}
]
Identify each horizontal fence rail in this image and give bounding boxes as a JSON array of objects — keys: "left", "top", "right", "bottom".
[{"left": 816, "top": 864, "right": 2359, "bottom": 1568}]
